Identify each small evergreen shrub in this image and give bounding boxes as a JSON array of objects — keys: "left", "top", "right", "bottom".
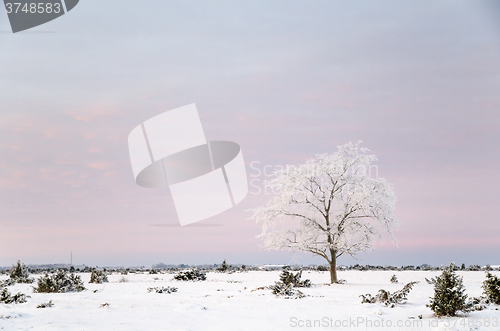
[
  {"left": 269, "top": 267, "right": 311, "bottom": 299},
  {"left": 390, "top": 274, "right": 398, "bottom": 284},
  {"left": 427, "top": 263, "right": 472, "bottom": 316},
  {"left": 37, "top": 300, "right": 54, "bottom": 308},
  {"left": 89, "top": 270, "right": 108, "bottom": 284},
  {"left": 360, "top": 281, "right": 418, "bottom": 307},
  {"left": 33, "top": 269, "right": 86, "bottom": 293},
  {"left": 0, "top": 288, "right": 29, "bottom": 304},
  {"left": 216, "top": 260, "right": 229, "bottom": 273},
  {"left": 9, "top": 260, "right": 33, "bottom": 284},
  {"left": 278, "top": 268, "right": 311, "bottom": 288},
  {"left": 468, "top": 296, "right": 488, "bottom": 311},
  {"left": 147, "top": 286, "right": 177, "bottom": 294},
  {"left": 173, "top": 269, "right": 207, "bottom": 281},
  {"left": 0, "top": 278, "right": 15, "bottom": 287},
  {"left": 482, "top": 272, "right": 500, "bottom": 305},
  {"left": 316, "top": 265, "right": 328, "bottom": 272},
  {"left": 425, "top": 277, "right": 436, "bottom": 285},
  {"left": 269, "top": 282, "right": 305, "bottom": 299}
]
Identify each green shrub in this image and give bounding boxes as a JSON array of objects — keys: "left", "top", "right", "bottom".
[
  {"left": 9, "top": 260, "right": 33, "bottom": 284},
  {"left": 427, "top": 263, "right": 472, "bottom": 316},
  {"left": 173, "top": 269, "right": 206, "bottom": 281},
  {"left": 33, "top": 269, "right": 86, "bottom": 293},
  {"left": 0, "top": 288, "right": 30, "bottom": 304},
  {"left": 360, "top": 281, "right": 418, "bottom": 307},
  {"left": 278, "top": 268, "right": 311, "bottom": 288},
  {"left": 89, "top": 270, "right": 108, "bottom": 284},
  {"left": 316, "top": 265, "right": 328, "bottom": 272},
  {"left": 147, "top": 286, "right": 177, "bottom": 294},
  {"left": 482, "top": 272, "right": 500, "bottom": 305},
  {"left": 269, "top": 267, "right": 311, "bottom": 299},
  {"left": 269, "top": 282, "right": 305, "bottom": 299},
  {"left": 37, "top": 300, "right": 54, "bottom": 308},
  {"left": 216, "top": 260, "right": 229, "bottom": 273}
]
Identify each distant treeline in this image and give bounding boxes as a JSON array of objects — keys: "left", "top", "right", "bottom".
[{"left": 0, "top": 262, "right": 497, "bottom": 274}]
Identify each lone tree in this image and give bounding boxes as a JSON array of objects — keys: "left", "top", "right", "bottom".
[{"left": 250, "top": 142, "right": 399, "bottom": 283}]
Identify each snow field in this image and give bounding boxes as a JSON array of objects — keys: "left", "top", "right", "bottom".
[{"left": 1, "top": 270, "right": 499, "bottom": 331}]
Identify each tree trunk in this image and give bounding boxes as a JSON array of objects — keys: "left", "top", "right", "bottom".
[{"left": 329, "top": 255, "right": 337, "bottom": 283}]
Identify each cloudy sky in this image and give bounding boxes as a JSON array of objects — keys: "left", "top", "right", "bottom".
[{"left": 0, "top": 0, "right": 499, "bottom": 268}]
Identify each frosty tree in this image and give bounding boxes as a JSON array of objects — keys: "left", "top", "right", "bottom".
[{"left": 250, "top": 142, "right": 399, "bottom": 283}]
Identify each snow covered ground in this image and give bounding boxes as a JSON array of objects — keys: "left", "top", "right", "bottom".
[{"left": 1, "top": 270, "right": 499, "bottom": 330}]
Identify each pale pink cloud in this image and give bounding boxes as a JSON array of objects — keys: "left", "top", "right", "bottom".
[
  {"left": 65, "top": 106, "right": 120, "bottom": 122},
  {"left": 87, "top": 162, "right": 110, "bottom": 170}
]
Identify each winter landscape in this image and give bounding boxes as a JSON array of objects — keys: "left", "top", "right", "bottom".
[
  {"left": 2, "top": 1, "right": 500, "bottom": 331},
  {"left": 1, "top": 262, "right": 500, "bottom": 331}
]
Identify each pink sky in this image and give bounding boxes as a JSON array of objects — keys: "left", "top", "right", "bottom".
[{"left": 0, "top": 1, "right": 499, "bottom": 268}]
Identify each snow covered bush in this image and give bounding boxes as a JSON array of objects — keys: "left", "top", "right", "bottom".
[
  {"left": 427, "top": 263, "right": 472, "bottom": 316},
  {"left": 360, "top": 281, "right": 418, "bottom": 308},
  {"left": 37, "top": 300, "right": 54, "bottom": 308},
  {"left": 277, "top": 267, "right": 311, "bottom": 288},
  {"left": 390, "top": 274, "right": 398, "bottom": 284},
  {"left": 0, "top": 288, "right": 29, "bottom": 304},
  {"left": 173, "top": 269, "right": 206, "bottom": 281},
  {"left": 0, "top": 278, "right": 15, "bottom": 287},
  {"left": 468, "top": 296, "right": 488, "bottom": 311},
  {"left": 9, "top": 260, "right": 33, "bottom": 284},
  {"left": 147, "top": 286, "right": 177, "bottom": 294},
  {"left": 425, "top": 277, "right": 436, "bottom": 285},
  {"left": 216, "top": 260, "right": 230, "bottom": 273},
  {"left": 269, "top": 282, "right": 305, "bottom": 299},
  {"left": 89, "top": 269, "right": 108, "bottom": 284},
  {"left": 33, "top": 269, "right": 86, "bottom": 293},
  {"left": 482, "top": 272, "right": 500, "bottom": 305},
  {"left": 269, "top": 267, "right": 311, "bottom": 299},
  {"left": 316, "top": 265, "right": 328, "bottom": 271}
]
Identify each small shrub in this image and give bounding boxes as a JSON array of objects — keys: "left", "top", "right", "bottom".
[
  {"left": 89, "top": 270, "right": 108, "bottom": 284},
  {"left": 149, "top": 269, "right": 158, "bottom": 274},
  {"left": 269, "top": 267, "right": 310, "bottom": 299},
  {"left": 9, "top": 260, "right": 33, "bottom": 284},
  {"left": 390, "top": 274, "right": 398, "bottom": 284},
  {"left": 278, "top": 268, "right": 311, "bottom": 288},
  {"left": 425, "top": 277, "right": 436, "bottom": 285},
  {"left": 468, "top": 296, "right": 488, "bottom": 311},
  {"left": 360, "top": 281, "right": 418, "bottom": 307},
  {"left": 0, "top": 278, "right": 15, "bottom": 287},
  {"left": 216, "top": 260, "right": 229, "bottom": 273},
  {"left": 37, "top": 300, "right": 54, "bottom": 308},
  {"left": 174, "top": 269, "right": 207, "bottom": 281},
  {"left": 33, "top": 269, "right": 86, "bottom": 293},
  {"left": 316, "top": 265, "right": 328, "bottom": 272},
  {"left": 482, "top": 272, "right": 500, "bottom": 305},
  {"left": 215, "top": 260, "right": 235, "bottom": 273},
  {"left": 147, "top": 286, "right": 177, "bottom": 294},
  {"left": 427, "top": 263, "right": 472, "bottom": 316},
  {"left": 0, "top": 288, "right": 29, "bottom": 304},
  {"left": 269, "top": 282, "right": 305, "bottom": 299},
  {"left": 118, "top": 276, "right": 127, "bottom": 283}
]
